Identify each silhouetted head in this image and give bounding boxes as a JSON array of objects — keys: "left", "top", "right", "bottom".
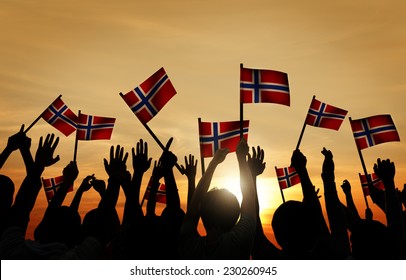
[
  {"left": 34, "top": 206, "right": 81, "bottom": 248},
  {"left": 81, "top": 208, "right": 120, "bottom": 246},
  {"left": 272, "top": 200, "right": 321, "bottom": 257},
  {"left": 350, "top": 219, "right": 397, "bottom": 259},
  {"left": 200, "top": 188, "right": 240, "bottom": 232},
  {"left": 0, "top": 175, "right": 14, "bottom": 210}
]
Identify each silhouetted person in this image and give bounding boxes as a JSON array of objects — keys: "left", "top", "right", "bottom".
[{"left": 179, "top": 139, "right": 256, "bottom": 259}]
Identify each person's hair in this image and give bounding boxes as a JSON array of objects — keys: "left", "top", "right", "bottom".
[
  {"left": 0, "top": 175, "right": 14, "bottom": 210},
  {"left": 272, "top": 200, "right": 321, "bottom": 255},
  {"left": 200, "top": 188, "right": 240, "bottom": 232},
  {"left": 34, "top": 206, "right": 81, "bottom": 248},
  {"left": 350, "top": 219, "right": 397, "bottom": 259}
]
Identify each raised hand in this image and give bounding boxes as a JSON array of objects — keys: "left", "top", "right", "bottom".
[
  {"left": 374, "top": 158, "right": 395, "bottom": 188},
  {"left": 132, "top": 139, "right": 152, "bottom": 175},
  {"left": 290, "top": 149, "right": 307, "bottom": 172},
  {"left": 180, "top": 154, "right": 197, "bottom": 181},
  {"left": 341, "top": 180, "right": 351, "bottom": 195},
  {"left": 365, "top": 207, "right": 373, "bottom": 220},
  {"left": 104, "top": 145, "right": 128, "bottom": 181},
  {"left": 6, "top": 125, "right": 27, "bottom": 152},
  {"left": 248, "top": 146, "right": 266, "bottom": 177},
  {"left": 159, "top": 138, "right": 178, "bottom": 171},
  {"left": 321, "top": 147, "right": 334, "bottom": 182},
  {"left": 34, "top": 134, "right": 60, "bottom": 171},
  {"left": 92, "top": 178, "right": 106, "bottom": 197},
  {"left": 63, "top": 161, "right": 79, "bottom": 185},
  {"left": 79, "top": 174, "right": 96, "bottom": 192}
]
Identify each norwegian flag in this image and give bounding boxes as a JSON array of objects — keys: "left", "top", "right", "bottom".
[
  {"left": 77, "top": 113, "right": 115, "bottom": 140},
  {"left": 143, "top": 180, "right": 166, "bottom": 204},
  {"left": 305, "top": 98, "right": 347, "bottom": 130},
  {"left": 199, "top": 120, "right": 249, "bottom": 158},
  {"left": 240, "top": 67, "right": 290, "bottom": 106},
  {"left": 275, "top": 167, "right": 301, "bottom": 190},
  {"left": 41, "top": 96, "right": 78, "bottom": 136},
  {"left": 120, "top": 67, "right": 177, "bottom": 124},
  {"left": 42, "top": 176, "right": 73, "bottom": 202},
  {"left": 350, "top": 115, "right": 400, "bottom": 150},
  {"left": 359, "top": 173, "right": 385, "bottom": 196}
]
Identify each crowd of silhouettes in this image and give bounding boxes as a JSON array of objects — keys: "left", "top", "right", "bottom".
[{"left": 1, "top": 126, "right": 406, "bottom": 259}]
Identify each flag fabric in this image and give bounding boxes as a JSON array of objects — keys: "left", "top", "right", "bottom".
[
  {"left": 77, "top": 113, "right": 115, "bottom": 140},
  {"left": 350, "top": 115, "right": 400, "bottom": 150},
  {"left": 359, "top": 173, "right": 385, "bottom": 196},
  {"left": 305, "top": 98, "right": 348, "bottom": 130},
  {"left": 41, "top": 175, "right": 73, "bottom": 202},
  {"left": 41, "top": 96, "right": 78, "bottom": 136},
  {"left": 121, "top": 67, "right": 177, "bottom": 124},
  {"left": 275, "top": 167, "right": 301, "bottom": 190},
  {"left": 199, "top": 120, "right": 249, "bottom": 158},
  {"left": 240, "top": 67, "right": 290, "bottom": 106},
  {"left": 143, "top": 180, "right": 166, "bottom": 204}
]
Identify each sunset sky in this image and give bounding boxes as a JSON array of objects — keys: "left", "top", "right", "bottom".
[{"left": 1, "top": 0, "right": 405, "bottom": 243}]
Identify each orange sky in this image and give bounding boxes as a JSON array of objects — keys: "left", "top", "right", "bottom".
[{"left": 1, "top": 0, "right": 406, "bottom": 244}]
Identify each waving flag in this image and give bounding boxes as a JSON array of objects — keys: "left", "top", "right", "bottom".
[
  {"left": 199, "top": 120, "right": 249, "bottom": 158},
  {"left": 120, "top": 67, "right": 177, "bottom": 124},
  {"left": 359, "top": 173, "right": 385, "bottom": 196},
  {"left": 77, "top": 113, "right": 115, "bottom": 140},
  {"left": 42, "top": 176, "right": 73, "bottom": 202},
  {"left": 143, "top": 180, "right": 166, "bottom": 204},
  {"left": 41, "top": 96, "right": 78, "bottom": 136},
  {"left": 305, "top": 98, "right": 347, "bottom": 130},
  {"left": 275, "top": 167, "right": 300, "bottom": 190},
  {"left": 240, "top": 67, "right": 290, "bottom": 106},
  {"left": 350, "top": 115, "right": 400, "bottom": 150}
]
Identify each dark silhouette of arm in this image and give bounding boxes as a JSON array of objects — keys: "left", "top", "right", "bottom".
[
  {"left": 374, "top": 158, "right": 406, "bottom": 256},
  {"left": 180, "top": 154, "right": 197, "bottom": 210},
  {"left": 8, "top": 134, "right": 60, "bottom": 233},
  {"left": 100, "top": 145, "right": 128, "bottom": 211},
  {"left": 70, "top": 174, "right": 94, "bottom": 213},
  {"left": 248, "top": 146, "right": 280, "bottom": 259},
  {"left": 182, "top": 148, "right": 229, "bottom": 229},
  {"left": 340, "top": 180, "right": 360, "bottom": 219},
  {"left": 290, "top": 149, "right": 330, "bottom": 235},
  {"left": 160, "top": 138, "right": 180, "bottom": 212},
  {"left": 321, "top": 148, "right": 351, "bottom": 258},
  {"left": 48, "top": 161, "right": 78, "bottom": 208},
  {"left": 146, "top": 160, "right": 164, "bottom": 217},
  {"left": 122, "top": 140, "right": 151, "bottom": 226}
]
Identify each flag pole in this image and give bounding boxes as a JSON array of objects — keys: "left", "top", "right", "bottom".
[
  {"left": 275, "top": 167, "right": 286, "bottom": 203},
  {"left": 120, "top": 91, "right": 183, "bottom": 173},
  {"left": 198, "top": 118, "right": 206, "bottom": 175},
  {"left": 240, "top": 63, "right": 244, "bottom": 140},
  {"left": 73, "top": 110, "right": 80, "bottom": 162},
  {"left": 295, "top": 95, "right": 315, "bottom": 150},
  {"left": 24, "top": 94, "right": 63, "bottom": 133},
  {"left": 349, "top": 117, "right": 370, "bottom": 209}
]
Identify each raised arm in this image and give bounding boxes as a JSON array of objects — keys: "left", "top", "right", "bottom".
[
  {"left": 122, "top": 139, "right": 151, "bottom": 225},
  {"left": 160, "top": 139, "right": 181, "bottom": 212},
  {"left": 183, "top": 148, "right": 229, "bottom": 229},
  {"left": 8, "top": 134, "right": 60, "bottom": 233},
  {"left": 340, "top": 180, "right": 361, "bottom": 219},
  {"left": 48, "top": 161, "right": 78, "bottom": 208},
  {"left": 237, "top": 139, "right": 256, "bottom": 223},
  {"left": 248, "top": 146, "right": 280, "bottom": 259},
  {"left": 180, "top": 154, "right": 197, "bottom": 210},
  {"left": 146, "top": 160, "right": 164, "bottom": 217},
  {"left": 70, "top": 174, "right": 95, "bottom": 212},
  {"left": 100, "top": 145, "right": 128, "bottom": 211},
  {"left": 374, "top": 158, "right": 406, "bottom": 256},
  {"left": 321, "top": 148, "right": 351, "bottom": 258}
]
